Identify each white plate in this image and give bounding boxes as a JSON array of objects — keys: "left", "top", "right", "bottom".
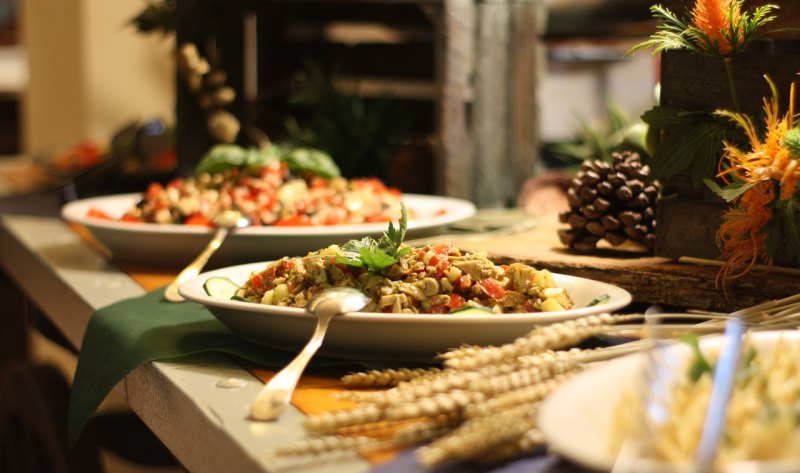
[
  {"left": 178, "top": 262, "right": 632, "bottom": 362},
  {"left": 539, "top": 330, "right": 800, "bottom": 473},
  {"left": 61, "top": 192, "right": 476, "bottom": 266}
]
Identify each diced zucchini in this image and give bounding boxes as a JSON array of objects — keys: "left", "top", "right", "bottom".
[{"left": 203, "top": 276, "right": 240, "bottom": 300}]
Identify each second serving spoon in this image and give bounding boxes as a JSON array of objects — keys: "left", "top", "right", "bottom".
[
  {"left": 251, "top": 287, "right": 370, "bottom": 421},
  {"left": 164, "top": 209, "right": 250, "bottom": 302}
]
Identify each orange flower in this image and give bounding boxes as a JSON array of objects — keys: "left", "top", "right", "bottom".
[
  {"left": 714, "top": 79, "right": 800, "bottom": 285},
  {"left": 716, "top": 180, "right": 775, "bottom": 285},
  {"left": 717, "top": 80, "right": 798, "bottom": 201},
  {"left": 691, "top": 0, "right": 743, "bottom": 55}
]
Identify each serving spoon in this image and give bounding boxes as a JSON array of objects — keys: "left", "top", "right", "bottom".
[
  {"left": 164, "top": 210, "right": 250, "bottom": 302},
  {"left": 251, "top": 287, "right": 370, "bottom": 421}
]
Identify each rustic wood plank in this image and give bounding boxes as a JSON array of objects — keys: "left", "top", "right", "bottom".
[
  {"left": 654, "top": 193, "right": 725, "bottom": 260},
  {"left": 429, "top": 218, "right": 800, "bottom": 312},
  {"left": 473, "top": 1, "right": 512, "bottom": 207},
  {"left": 435, "top": 0, "right": 475, "bottom": 200},
  {"left": 510, "top": 0, "right": 545, "bottom": 201},
  {"left": 661, "top": 50, "right": 800, "bottom": 117}
]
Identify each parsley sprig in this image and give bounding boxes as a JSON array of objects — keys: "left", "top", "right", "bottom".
[{"left": 335, "top": 204, "right": 413, "bottom": 273}]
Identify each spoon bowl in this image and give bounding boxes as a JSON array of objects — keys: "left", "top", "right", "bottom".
[
  {"left": 164, "top": 210, "right": 250, "bottom": 302},
  {"left": 250, "top": 287, "right": 370, "bottom": 421}
]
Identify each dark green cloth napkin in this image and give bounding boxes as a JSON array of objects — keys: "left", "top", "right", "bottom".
[{"left": 68, "top": 287, "right": 378, "bottom": 446}]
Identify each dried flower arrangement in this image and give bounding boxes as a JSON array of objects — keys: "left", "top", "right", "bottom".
[{"left": 629, "top": 0, "right": 800, "bottom": 283}]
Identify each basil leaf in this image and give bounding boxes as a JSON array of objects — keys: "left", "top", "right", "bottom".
[
  {"left": 193, "top": 144, "right": 252, "bottom": 175},
  {"left": 282, "top": 147, "right": 340, "bottom": 178},
  {"left": 194, "top": 144, "right": 340, "bottom": 178}
]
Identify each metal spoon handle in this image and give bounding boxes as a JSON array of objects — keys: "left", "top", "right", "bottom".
[
  {"left": 251, "top": 313, "right": 334, "bottom": 420},
  {"left": 164, "top": 226, "right": 230, "bottom": 302}
]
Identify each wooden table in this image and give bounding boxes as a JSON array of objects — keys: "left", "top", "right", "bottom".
[
  {"left": 0, "top": 214, "right": 374, "bottom": 473},
  {"left": 3, "top": 208, "right": 797, "bottom": 472}
]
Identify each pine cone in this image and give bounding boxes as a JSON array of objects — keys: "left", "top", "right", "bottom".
[{"left": 557, "top": 151, "right": 660, "bottom": 253}]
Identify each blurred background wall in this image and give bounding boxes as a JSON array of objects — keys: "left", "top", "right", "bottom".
[{"left": 19, "top": 0, "right": 175, "bottom": 154}]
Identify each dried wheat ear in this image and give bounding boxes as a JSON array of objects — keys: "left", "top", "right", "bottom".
[{"left": 270, "top": 312, "right": 642, "bottom": 467}]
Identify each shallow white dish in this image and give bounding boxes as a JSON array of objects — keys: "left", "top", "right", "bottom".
[
  {"left": 178, "top": 262, "right": 632, "bottom": 362},
  {"left": 539, "top": 330, "right": 800, "bottom": 473},
  {"left": 61, "top": 192, "right": 476, "bottom": 266}
]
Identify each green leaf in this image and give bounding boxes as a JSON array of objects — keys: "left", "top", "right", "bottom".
[
  {"left": 193, "top": 143, "right": 341, "bottom": 178},
  {"left": 681, "top": 333, "right": 714, "bottom": 382},
  {"left": 282, "top": 147, "right": 341, "bottom": 178},
  {"left": 704, "top": 178, "right": 758, "bottom": 202},
  {"left": 334, "top": 204, "right": 409, "bottom": 273},
  {"left": 193, "top": 144, "right": 253, "bottom": 175},
  {"left": 642, "top": 107, "right": 737, "bottom": 184},
  {"left": 378, "top": 204, "right": 408, "bottom": 255},
  {"left": 358, "top": 247, "right": 396, "bottom": 273}
]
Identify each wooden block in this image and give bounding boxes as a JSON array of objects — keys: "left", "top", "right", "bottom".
[
  {"left": 661, "top": 49, "right": 800, "bottom": 117},
  {"left": 654, "top": 193, "right": 725, "bottom": 260}
]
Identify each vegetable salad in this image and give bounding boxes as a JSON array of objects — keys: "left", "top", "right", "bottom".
[
  {"left": 118, "top": 166, "right": 403, "bottom": 226},
  {"left": 235, "top": 242, "right": 572, "bottom": 314},
  {"left": 89, "top": 143, "right": 406, "bottom": 227}
]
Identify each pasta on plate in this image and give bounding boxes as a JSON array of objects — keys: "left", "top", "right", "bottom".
[{"left": 609, "top": 334, "right": 800, "bottom": 469}]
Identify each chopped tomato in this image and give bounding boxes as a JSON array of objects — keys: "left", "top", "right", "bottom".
[
  {"left": 365, "top": 214, "right": 390, "bottom": 223},
  {"left": 275, "top": 260, "right": 295, "bottom": 277},
  {"left": 432, "top": 243, "right": 453, "bottom": 255},
  {"left": 275, "top": 215, "right": 311, "bottom": 226},
  {"left": 310, "top": 177, "right": 329, "bottom": 189},
  {"left": 120, "top": 214, "right": 143, "bottom": 223},
  {"left": 433, "top": 259, "right": 449, "bottom": 278},
  {"left": 429, "top": 304, "right": 448, "bottom": 314},
  {"left": 447, "top": 293, "right": 466, "bottom": 310},
  {"left": 324, "top": 214, "right": 344, "bottom": 225},
  {"left": 184, "top": 213, "right": 213, "bottom": 226},
  {"left": 478, "top": 279, "right": 506, "bottom": 300},
  {"left": 249, "top": 273, "right": 265, "bottom": 292},
  {"left": 145, "top": 182, "right": 164, "bottom": 201},
  {"left": 87, "top": 208, "right": 113, "bottom": 220}
]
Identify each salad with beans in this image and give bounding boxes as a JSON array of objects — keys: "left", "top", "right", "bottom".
[
  {"left": 235, "top": 207, "right": 572, "bottom": 314},
  {"left": 90, "top": 144, "right": 405, "bottom": 227}
]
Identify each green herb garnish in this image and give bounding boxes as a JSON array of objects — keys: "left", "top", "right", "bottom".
[
  {"left": 335, "top": 204, "right": 413, "bottom": 273},
  {"left": 681, "top": 333, "right": 714, "bottom": 382},
  {"left": 193, "top": 143, "right": 340, "bottom": 178}
]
